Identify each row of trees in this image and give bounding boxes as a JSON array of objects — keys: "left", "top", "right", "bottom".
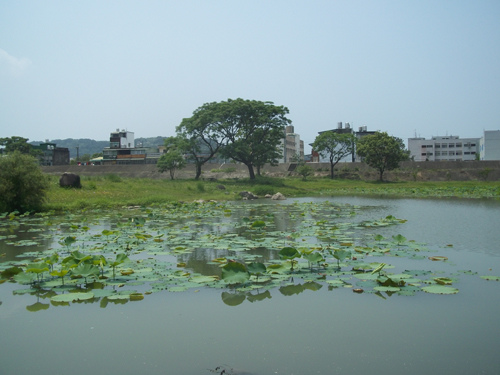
[
  {"left": 312, "top": 131, "right": 409, "bottom": 181},
  {"left": 157, "top": 98, "right": 409, "bottom": 181}
]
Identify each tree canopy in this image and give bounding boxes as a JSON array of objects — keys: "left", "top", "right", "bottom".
[
  {"left": 312, "top": 131, "right": 356, "bottom": 179},
  {"left": 157, "top": 138, "right": 186, "bottom": 180},
  {"left": 175, "top": 104, "right": 226, "bottom": 180},
  {"left": 215, "top": 99, "right": 290, "bottom": 179},
  {"left": 356, "top": 131, "right": 409, "bottom": 181},
  {"left": 0, "top": 136, "right": 40, "bottom": 156}
]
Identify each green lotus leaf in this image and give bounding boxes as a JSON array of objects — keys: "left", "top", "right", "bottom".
[
  {"left": 480, "top": 275, "right": 500, "bottom": 281},
  {"left": 51, "top": 292, "right": 95, "bottom": 302},
  {"left": 72, "top": 263, "right": 100, "bottom": 278},
  {"left": 25, "top": 262, "right": 49, "bottom": 274},
  {"left": 434, "top": 277, "right": 453, "bottom": 285},
  {"left": 422, "top": 285, "right": 459, "bottom": 294},
  {"left": 190, "top": 275, "right": 218, "bottom": 284},
  {"left": 221, "top": 262, "right": 250, "bottom": 284},
  {"left": 279, "top": 247, "right": 300, "bottom": 260},
  {"left": 247, "top": 262, "right": 267, "bottom": 275},
  {"left": 251, "top": 220, "right": 266, "bottom": 228}
]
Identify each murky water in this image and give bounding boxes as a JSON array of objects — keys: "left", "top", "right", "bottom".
[{"left": 1, "top": 197, "right": 499, "bottom": 375}]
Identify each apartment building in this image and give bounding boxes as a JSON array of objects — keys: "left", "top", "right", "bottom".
[{"left": 279, "top": 125, "right": 304, "bottom": 163}]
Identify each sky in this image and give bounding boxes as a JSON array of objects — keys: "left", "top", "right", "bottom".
[{"left": 1, "top": 1, "right": 499, "bottom": 152}]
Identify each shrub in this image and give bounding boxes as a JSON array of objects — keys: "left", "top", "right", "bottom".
[{"left": 0, "top": 152, "right": 49, "bottom": 213}]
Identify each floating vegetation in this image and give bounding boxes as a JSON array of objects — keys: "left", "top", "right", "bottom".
[{"left": 0, "top": 200, "right": 496, "bottom": 310}]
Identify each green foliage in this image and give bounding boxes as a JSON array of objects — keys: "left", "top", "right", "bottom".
[
  {"left": 0, "top": 136, "right": 40, "bottom": 156},
  {"left": 296, "top": 164, "right": 314, "bottom": 181},
  {"left": 157, "top": 149, "right": 186, "bottom": 180},
  {"left": 0, "top": 151, "right": 49, "bottom": 213},
  {"left": 356, "top": 132, "right": 409, "bottom": 181},
  {"left": 312, "top": 132, "right": 356, "bottom": 178},
  {"left": 221, "top": 262, "right": 250, "bottom": 284}
]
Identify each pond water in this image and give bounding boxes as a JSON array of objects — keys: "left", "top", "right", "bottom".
[{"left": 1, "top": 197, "right": 499, "bottom": 375}]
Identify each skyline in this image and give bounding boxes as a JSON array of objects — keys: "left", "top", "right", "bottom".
[{"left": 1, "top": 1, "right": 499, "bottom": 151}]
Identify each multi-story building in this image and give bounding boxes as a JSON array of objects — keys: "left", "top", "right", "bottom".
[
  {"left": 102, "top": 130, "right": 164, "bottom": 164},
  {"left": 279, "top": 125, "right": 304, "bottom": 163},
  {"left": 479, "top": 130, "right": 500, "bottom": 160},
  {"left": 33, "top": 142, "right": 70, "bottom": 165},
  {"left": 408, "top": 135, "right": 480, "bottom": 161}
]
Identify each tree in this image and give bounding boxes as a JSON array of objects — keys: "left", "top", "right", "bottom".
[
  {"left": 176, "top": 108, "right": 226, "bottom": 179},
  {"left": 356, "top": 132, "right": 409, "bottom": 181},
  {"left": 0, "top": 136, "right": 41, "bottom": 157},
  {"left": 312, "top": 131, "right": 356, "bottom": 179},
  {"left": 215, "top": 98, "right": 291, "bottom": 179},
  {"left": 157, "top": 145, "right": 186, "bottom": 180},
  {"left": 0, "top": 152, "right": 49, "bottom": 213}
]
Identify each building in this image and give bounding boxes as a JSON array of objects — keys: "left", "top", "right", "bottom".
[
  {"left": 279, "top": 125, "right": 304, "bottom": 163},
  {"left": 33, "top": 142, "right": 70, "bottom": 165},
  {"left": 102, "top": 130, "right": 164, "bottom": 164},
  {"left": 480, "top": 130, "right": 500, "bottom": 160},
  {"left": 311, "top": 122, "right": 376, "bottom": 163},
  {"left": 408, "top": 135, "right": 480, "bottom": 161}
]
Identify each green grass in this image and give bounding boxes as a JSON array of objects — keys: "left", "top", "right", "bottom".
[{"left": 43, "top": 175, "right": 500, "bottom": 212}]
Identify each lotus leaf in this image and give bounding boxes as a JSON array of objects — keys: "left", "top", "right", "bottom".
[
  {"left": 422, "top": 285, "right": 459, "bottom": 294},
  {"left": 480, "top": 275, "right": 500, "bottom": 281},
  {"left": 51, "top": 292, "right": 95, "bottom": 302},
  {"left": 221, "top": 262, "right": 250, "bottom": 284}
]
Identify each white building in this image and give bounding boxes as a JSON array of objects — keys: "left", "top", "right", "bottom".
[
  {"left": 279, "top": 125, "right": 304, "bottom": 163},
  {"left": 480, "top": 130, "right": 500, "bottom": 160},
  {"left": 408, "top": 135, "right": 479, "bottom": 161}
]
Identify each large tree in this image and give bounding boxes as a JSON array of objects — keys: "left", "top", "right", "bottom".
[
  {"left": 157, "top": 138, "right": 187, "bottom": 180},
  {"left": 356, "top": 131, "right": 409, "bottom": 181},
  {"left": 176, "top": 105, "right": 226, "bottom": 180},
  {"left": 312, "top": 131, "right": 357, "bottom": 179},
  {"left": 214, "top": 98, "right": 291, "bottom": 179}
]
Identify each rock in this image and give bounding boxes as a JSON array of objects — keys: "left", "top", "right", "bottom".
[
  {"left": 59, "top": 172, "right": 81, "bottom": 188},
  {"left": 216, "top": 184, "right": 226, "bottom": 190},
  {"left": 239, "top": 191, "right": 258, "bottom": 200},
  {"left": 271, "top": 192, "right": 286, "bottom": 200}
]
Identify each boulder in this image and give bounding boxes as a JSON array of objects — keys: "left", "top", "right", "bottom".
[
  {"left": 239, "top": 191, "right": 258, "bottom": 200},
  {"left": 271, "top": 192, "right": 286, "bottom": 200},
  {"left": 59, "top": 172, "right": 81, "bottom": 188}
]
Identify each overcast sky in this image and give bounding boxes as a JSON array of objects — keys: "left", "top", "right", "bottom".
[{"left": 1, "top": 1, "right": 499, "bottom": 151}]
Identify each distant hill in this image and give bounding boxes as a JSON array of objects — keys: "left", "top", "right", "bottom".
[{"left": 31, "top": 137, "right": 167, "bottom": 159}]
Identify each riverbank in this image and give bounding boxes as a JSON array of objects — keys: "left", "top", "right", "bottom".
[{"left": 43, "top": 173, "right": 500, "bottom": 212}]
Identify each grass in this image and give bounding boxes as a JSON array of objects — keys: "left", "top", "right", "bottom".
[{"left": 43, "top": 174, "right": 500, "bottom": 212}]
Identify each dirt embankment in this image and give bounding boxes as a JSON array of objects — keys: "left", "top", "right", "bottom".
[{"left": 42, "top": 160, "right": 500, "bottom": 182}]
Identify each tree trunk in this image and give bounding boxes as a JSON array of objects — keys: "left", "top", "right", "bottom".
[
  {"left": 246, "top": 164, "right": 256, "bottom": 180},
  {"left": 195, "top": 164, "right": 202, "bottom": 180},
  {"left": 330, "top": 163, "right": 334, "bottom": 179},
  {"left": 256, "top": 165, "right": 261, "bottom": 176},
  {"left": 379, "top": 169, "right": 384, "bottom": 181}
]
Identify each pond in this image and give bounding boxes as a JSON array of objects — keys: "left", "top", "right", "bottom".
[{"left": 0, "top": 197, "right": 499, "bottom": 375}]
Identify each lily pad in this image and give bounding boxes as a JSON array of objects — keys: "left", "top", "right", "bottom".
[
  {"left": 51, "top": 292, "right": 95, "bottom": 302},
  {"left": 422, "top": 285, "right": 459, "bottom": 294}
]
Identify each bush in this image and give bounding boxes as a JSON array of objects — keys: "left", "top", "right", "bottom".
[{"left": 0, "top": 152, "right": 49, "bottom": 213}]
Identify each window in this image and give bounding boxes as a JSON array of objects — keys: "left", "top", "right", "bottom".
[
  {"left": 448, "top": 144, "right": 454, "bottom": 148},
  {"left": 441, "top": 144, "right": 447, "bottom": 148}
]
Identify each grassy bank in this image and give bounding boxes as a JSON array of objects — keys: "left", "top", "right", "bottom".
[{"left": 43, "top": 174, "right": 500, "bottom": 212}]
